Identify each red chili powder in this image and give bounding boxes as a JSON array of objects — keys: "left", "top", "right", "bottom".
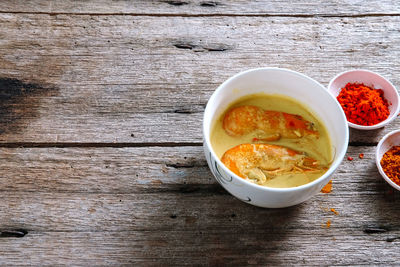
[{"left": 336, "top": 83, "right": 390, "bottom": 126}]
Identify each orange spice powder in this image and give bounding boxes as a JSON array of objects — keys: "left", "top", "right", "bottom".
[
  {"left": 330, "top": 208, "right": 339, "bottom": 215},
  {"left": 321, "top": 180, "right": 332, "bottom": 193},
  {"left": 336, "top": 83, "right": 390, "bottom": 126},
  {"left": 380, "top": 146, "right": 400, "bottom": 186},
  {"left": 326, "top": 220, "right": 331, "bottom": 228}
]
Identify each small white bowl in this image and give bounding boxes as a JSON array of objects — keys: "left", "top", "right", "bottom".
[
  {"left": 203, "top": 68, "right": 349, "bottom": 208},
  {"left": 376, "top": 129, "right": 400, "bottom": 191},
  {"left": 328, "top": 69, "right": 400, "bottom": 130}
]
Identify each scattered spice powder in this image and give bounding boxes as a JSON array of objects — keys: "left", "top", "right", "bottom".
[
  {"left": 380, "top": 146, "right": 400, "bottom": 186},
  {"left": 336, "top": 83, "right": 390, "bottom": 126},
  {"left": 359, "top": 153, "right": 364, "bottom": 159},
  {"left": 326, "top": 220, "right": 331, "bottom": 228},
  {"left": 330, "top": 208, "right": 339, "bottom": 215},
  {"left": 347, "top": 156, "right": 353, "bottom": 161},
  {"left": 321, "top": 180, "right": 332, "bottom": 193}
]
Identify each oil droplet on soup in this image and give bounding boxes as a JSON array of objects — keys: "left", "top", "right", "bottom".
[{"left": 210, "top": 93, "right": 332, "bottom": 188}]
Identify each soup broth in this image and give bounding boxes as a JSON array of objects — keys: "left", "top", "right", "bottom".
[{"left": 210, "top": 93, "right": 332, "bottom": 188}]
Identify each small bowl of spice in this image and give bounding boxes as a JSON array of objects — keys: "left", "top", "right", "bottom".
[
  {"left": 328, "top": 69, "right": 400, "bottom": 130},
  {"left": 376, "top": 129, "right": 400, "bottom": 191}
]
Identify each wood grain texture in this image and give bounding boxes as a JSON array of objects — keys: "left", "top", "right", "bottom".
[
  {"left": 0, "top": 146, "right": 399, "bottom": 265},
  {"left": 1, "top": 1, "right": 400, "bottom": 265},
  {"left": 0, "top": 230, "right": 399, "bottom": 266},
  {"left": 0, "top": 0, "right": 399, "bottom": 16},
  {"left": 0, "top": 14, "right": 400, "bottom": 143},
  {"left": 0, "top": 146, "right": 387, "bottom": 194}
]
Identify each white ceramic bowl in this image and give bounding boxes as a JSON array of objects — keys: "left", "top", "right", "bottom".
[
  {"left": 328, "top": 69, "right": 400, "bottom": 130},
  {"left": 203, "top": 68, "right": 349, "bottom": 208},
  {"left": 376, "top": 129, "right": 400, "bottom": 191}
]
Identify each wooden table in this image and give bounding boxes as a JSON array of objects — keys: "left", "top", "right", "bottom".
[{"left": 0, "top": 1, "right": 399, "bottom": 265}]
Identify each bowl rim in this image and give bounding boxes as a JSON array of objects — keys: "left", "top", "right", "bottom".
[
  {"left": 376, "top": 129, "right": 400, "bottom": 191},
  {"left": 203, "top": 67, "right": 349, "bottom": 192},
  {"left": 328, "top": 69, "right": 400, "bottom": 130}
]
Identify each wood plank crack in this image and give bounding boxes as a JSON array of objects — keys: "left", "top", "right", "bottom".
[
  {"left": 0, "top": 142, "right": 203, "bottom": 148},
  {"left": 0, "top": 229, "right": 28, "bottom": 238},
  {"left": 386, "top": 236, "right": 400, "bottom": 242},
  {"left": 200, "top": 1, "right": 220, "bottom": 7},
  {"left": 363, "top": 227, "right": 389, "bottom": 234},
  {"left": 163, "top": 0, "right": 189, "bottom": 6},
  {"left": 173, "top": 41, "right": 231, "bottom": 52}
]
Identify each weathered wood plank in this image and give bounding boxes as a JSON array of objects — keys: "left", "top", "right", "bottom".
[
  {"left": 0, "top": 0, "right": 399, "bottom": 16},
  {"left": 0, "top": 230, "right": 399, "bottom": 266},
  {"left": 0, "top": 14, "right": 399, "bottom": 144},
  {"left": 0, "top": 146, "right": 211, "bottom": 193},
  {"left": 0, "top": 146, "right": 388, "bottom": 193},
  {"left": 0, "top": 146, "right": 398, "bottom": 231},
  {"left": 0, "top": 146, "right": 399, "bottom": 265}
]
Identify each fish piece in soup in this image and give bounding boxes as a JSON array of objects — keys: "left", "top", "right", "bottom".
[
  {"left": 222, "top": 105, "right": 318, "bottom": 140},
  {"left": 221, "top": 143, "right": 327, "bottom": 184}
]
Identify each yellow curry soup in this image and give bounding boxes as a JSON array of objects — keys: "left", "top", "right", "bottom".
[{"left": 210, "top": 93, "right": 332, "bottom": 188}]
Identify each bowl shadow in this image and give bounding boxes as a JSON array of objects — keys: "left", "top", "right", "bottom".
[{"left": 150, "top": 164, "right": 306, "bottom": 265}]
